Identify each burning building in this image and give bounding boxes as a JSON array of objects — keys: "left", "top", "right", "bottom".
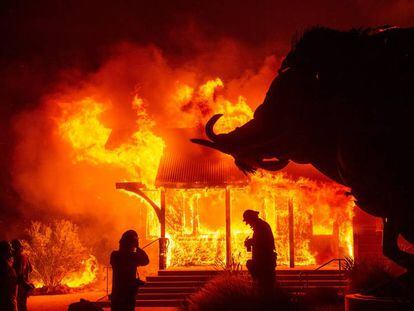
[
  {"left": 12, "top": 72, "right": 372, "bottom": 289},
  {"left": 117, "top": 127, "right": 355, "bottom": 271}
]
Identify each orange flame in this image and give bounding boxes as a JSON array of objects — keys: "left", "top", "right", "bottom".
[
  {"left": 55, "top": 78, "right": 354, "bottom": 272},
  {"left": 61, "top": 256, "right": 99, "bottom": 288},
  {"left": 58, "top": 96, "right": 164, "bottom": 186},
  {"left": 32, "top": 256, "right": 99, "bottom": 289}
]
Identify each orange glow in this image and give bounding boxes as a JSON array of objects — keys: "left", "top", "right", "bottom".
[
  {"left": 50, "top": 77, "right": 354, "bottom": 280},
  {"left": 144, "top": 170, "right": 354, "bottom": 267},
  {"left": 58, "top": 96, "right": 164, "bottom": 187},
  {"left": 61, "top": 256, "right": 99, "bottom": 288},
  {"left": 32, "top": 256, "right": 98, "bottom": 289},
  {"left": 171, "top": 78, "right": 253, "bottom": 132}
]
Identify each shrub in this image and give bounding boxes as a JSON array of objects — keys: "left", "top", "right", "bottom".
[
  {"left": 24, "top": 220, "right": 91, "bottom": 289},
  {"left": 187, "top": 273, "right": 301, "bottom": 311},
  {"left": 344, "top": 257, "right": 393, "bottom": 292}
]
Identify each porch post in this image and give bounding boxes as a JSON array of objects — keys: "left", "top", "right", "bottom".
[
  {"left": 159, "top": 188, "right": 167, "bottom": 270},
  {"left": 225, "top": 187, "right": 232, "bottom": 268},
  {"left": 288, "top": 198, "right": 295, "bottom": 268}
]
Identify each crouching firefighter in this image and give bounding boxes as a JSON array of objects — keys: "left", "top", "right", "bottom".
[{"left": 243, "top": 210, "right": 277, "bottom": 294}]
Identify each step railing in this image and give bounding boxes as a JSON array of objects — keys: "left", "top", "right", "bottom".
[
  {"left": 298, "top": 258, "right": 348, "bottom": 291},
  {"left": 314, "top": 258, "right": 347, "bottom": 271}
]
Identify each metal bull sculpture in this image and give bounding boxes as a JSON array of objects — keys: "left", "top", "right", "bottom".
[{"left": 192, "top": 26, "right": 414, "bottom": 271}]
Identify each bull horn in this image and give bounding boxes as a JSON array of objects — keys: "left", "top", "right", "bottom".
[
  {"left": 205, "top": 114, "right": 223, "bottom": 141},
  {"left": 190, "top": 138, "right": 230, "bottom": 154},
  {"left": 258, "top": 158, "right": 290, "bottom": 171}
]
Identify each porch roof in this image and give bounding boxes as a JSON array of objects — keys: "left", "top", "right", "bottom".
[{"left": 155, "top": 128, "right": 249, "bottom": 188}]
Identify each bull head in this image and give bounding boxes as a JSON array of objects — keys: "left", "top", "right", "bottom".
[
  {"left": 191, "top": 63, "right": 320, "bottom": 174},
  {"left": 191, "top": 113, "right": 290, "bottom": 174}
]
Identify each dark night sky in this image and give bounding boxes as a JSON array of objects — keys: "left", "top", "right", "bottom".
[
  {"left": 2, "top": 0, "right": 413, "bottom": 120},
  {"left": 1, "top": 0, "right": 413, "bottom": 228}
]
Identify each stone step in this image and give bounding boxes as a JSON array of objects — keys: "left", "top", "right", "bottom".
[
  {"left": 158, "top": 270, "right": 220, "bottom": 276},
  {"left": 144, "top": 279, "right": 348, "bottom": 289},
  {"left": 145, "top": 281, "right": 206, "bottom": 287},
  {"left": 140, "top": 286, "right": 198, "bottom": 293},
  {"left": 283, "top": 285, "right": 348, "bottom": 290},
  {"left": 95, "top": 269, "right": 349, "bottom": 308},
  {"left": 96, "top": 284, "right": 349, "bottom": 309},
  {"left": 158, "top": 269, "right": 345, "bottom": 276},
  {"left": 135, "top": 286, "right": 348, "bottom": 301},
  {"left": 147, "top": 275, "right": 214, "bottom": 282},
  {"left": 137, "top": 289, "right": 348, "bottom": 303},
  {"left": 96, "top": 271, "right": 349, "bottom": 309},
  {"left": 137, "top": 292, "right": 191, "bottom": 300},
  {"left": 148, "top": 274, "right": 347, "bottom": 282},
  {"left": 137, "top": 284, "right": 348, "bottom": 296},
  {"left": 277, "top": 280, "right": 349, "bottom": 286},
  {"left": 139, "top": 283, "right": 348, "bottom": 297}
]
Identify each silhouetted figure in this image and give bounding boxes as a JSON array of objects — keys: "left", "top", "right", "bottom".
[
  {"left": 243, "top": 210, "right": 276, "bottom": 294},
  {"left": 0, "top": 241, "right": 18, "bottom": 311},
  {"left": 110, "top": 230, "right": 149, "bottom": 311},
  {"left": 11, "top": 239, "right": 33, "bottom": 311}
]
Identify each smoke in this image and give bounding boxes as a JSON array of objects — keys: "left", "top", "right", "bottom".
[
  {"left": 1, "top": 0, "right": 413, "bottom": 247},
  {"left": 6, "top": 39, "right": 278, "bottom": 263}
]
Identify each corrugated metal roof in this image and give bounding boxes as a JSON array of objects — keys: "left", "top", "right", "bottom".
[{"left": 155, "top": 128, "right": 249, "bottom": 188}]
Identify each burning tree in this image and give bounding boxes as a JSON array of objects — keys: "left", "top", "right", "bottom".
[{"left": 24, "top": 220, "right": 95, "bottom": 289}]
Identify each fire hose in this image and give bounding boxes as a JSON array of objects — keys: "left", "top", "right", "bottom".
[{"left": 141, "top": 237, "right": 170, "bottom": 250}]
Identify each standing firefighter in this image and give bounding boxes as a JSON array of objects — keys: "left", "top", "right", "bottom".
[
  {"left": 243, "top": 210, "right": 277, "bottom": 294},
  {"left": 11, "top": 239, "right": 33, "bottom": 311},
  {"left": 110, "top": 230, "right": 149, "bottom": 311}
]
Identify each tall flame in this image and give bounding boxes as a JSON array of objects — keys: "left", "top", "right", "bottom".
[
  {"left": 54, "top": 78, "right": 354, "bottom": 273},
  {"left": 58, "top": 96, "right": 164, "bottom": 186}
]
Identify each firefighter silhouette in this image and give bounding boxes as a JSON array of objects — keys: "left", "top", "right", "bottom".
[
  {"left": 0, "top": 240, "right": 17, "bottom": 311},
  {"left": 11, "top": 239, "right": 33, "bottom": 311},
  {"left": 243, "top": 210, "right": 277, "bottom": 293},
  {"left": 110, "top": 230, "right": 149, "bottom": 311}
]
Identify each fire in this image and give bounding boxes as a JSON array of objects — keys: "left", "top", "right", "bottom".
[
  {"left": 61, "top": 256, "right": 99, "bottom": 288},
  {"left": 172, "top": 78, "right": 253, "bottom": 132},
  {"left": 32, "top": 256, "right": 98, "bottom": 289},
  {"left": 58, "top": 96, "right": 164, "bottom": 186},
  {"left": 54, "top": 78, "right": 354, "bottom": 272},
  {"left": 146, "top": 171, "right": 354, "bottom": 267},
  {"left": 32, "top": 280, "right": 44, "bottom": 289}
]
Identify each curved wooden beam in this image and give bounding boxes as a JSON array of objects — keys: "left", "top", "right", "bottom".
[{"left": 116, "top": 182, "right": 161, "bottom": 222}]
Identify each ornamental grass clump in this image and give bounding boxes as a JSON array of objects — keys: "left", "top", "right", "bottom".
[
  {"left": 344, "top": 257, "right": 393, "bottom": 292},
  {"left": 187, "top": 273, "right": 303, "bottom": 311}
]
